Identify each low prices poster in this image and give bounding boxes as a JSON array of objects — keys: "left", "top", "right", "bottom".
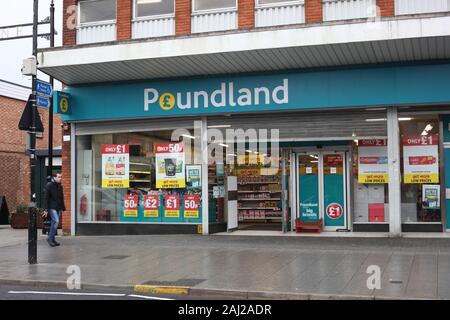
[
  {"left": 184, "top": 195, "right": 200, "bottom": 219},
  {"left": 358, "top": 139, "right": 388, "bottom": 184},
  {"left": 143, "top": 194, "right": 159, "bottom": 218},
  {"left": 123, "top": 194, "right": 138, "bottom": 217},
  {"left": 164, "top": 194, "right": 180, "bottom": 218},
  {"left": 102, "top": 144, "right": 129, "bottom": 188},
  {"left": 155, "top": 143, "right": 186, "bottom": 188},
  {"left": 403, "top": 135, "right": 439, "bottom": 184}
]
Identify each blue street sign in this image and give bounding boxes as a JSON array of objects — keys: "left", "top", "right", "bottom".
[
  {"left": 36, "top": 95, "right": 50, "bottom": 108},
  {"left": 36, "top": 79, "right": 52, "bottom": 97}
]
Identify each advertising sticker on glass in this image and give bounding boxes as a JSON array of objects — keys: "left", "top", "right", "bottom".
[
  {"left": 358, "top": 139, "right": 388, "bottom": 184},
  {"left": 102, "top": 144, "right": 130, "bottom": 188},
  {"left": 155, "top": 143, "right": 186, "bottom": 188},
  {"left": 402, "top": 135, "right": 439, "bottom": 184}
]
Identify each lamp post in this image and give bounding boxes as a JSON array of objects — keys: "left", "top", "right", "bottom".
[{"left": 28, "top": 0, "right": 39, "bottom": 265}]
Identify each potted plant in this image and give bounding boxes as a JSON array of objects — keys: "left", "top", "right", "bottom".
[{"left": 10, "top": 203, "right": 28, "bottom": 229}]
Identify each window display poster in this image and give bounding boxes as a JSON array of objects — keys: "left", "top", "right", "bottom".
[
  {"left": 164, "top": 194, "right": 180, "bottom": 218},
  {"left": 143, "top": 194, "right": 159, "bottom": 218},
  {"left": 155, "top": 143, "right": 186, "bottom": 188},
  {"left": 102, "top": 144, "right": 129, "bottom": 188},
  {"left": 186, "top": 165, "right": 202, "bottom": 189},
  {"left": 422, "top": 184, "right": 440, "bottom": 209},
  {"left": 358, "top": 139, "right": 388, "bottom": 184},
  {"left": 123, "top": 194, "right": 138, "bottom": 217},
  {"left": 184, "top": 195, "right": 200, "bottom": 219},
  {"left": 403, "top": 135, "right": 439, "bottom": 184}
]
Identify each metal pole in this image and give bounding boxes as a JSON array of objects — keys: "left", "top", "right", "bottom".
[
  {"left": 28, "top": 0, "right": 39, "bottom": 265},
  {"left": 47, "top": 0, "right": 54, "bottom": 178}
]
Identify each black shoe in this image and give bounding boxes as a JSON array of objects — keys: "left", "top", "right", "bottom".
[
  {"left": 47, "top": 239, "right": 56, "bottom": 247},
  {"left": 53, "top": 240, "right": 60, "bottom": 246}
]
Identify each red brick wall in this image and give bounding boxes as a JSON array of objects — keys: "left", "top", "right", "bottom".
[
  {"left": 63, "top": 0, "right": 77, "bottom": 46},
  {"left": 117, "top": 0, "right": 132, "bottom": 41},
  {"left": 305, "top": 0, "right": 323, "bottom": 24},
  {"left": 0, "top": 95, "right": 62, "bottom": 213},
  {"left": 377, "top": 0, "right": 395, "bottom": 16},
  {"left": 238, "top": 0, "right": 255, "bottom": 30},
  {"left": 61, "top": 124, "right": 71, "bottom": 235},
  {"left": 176, "top": 0, "right": 191, "bottom": 36}
]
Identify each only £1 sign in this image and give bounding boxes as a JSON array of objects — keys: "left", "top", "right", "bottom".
[
  {"left": 164, "top": 194, "right": 180, "bottom": 218},
  {"left": 184, "top": 195, "right": 200, "bottom": 219},
  {"left": 402, "top": 135, "right": 439, "bottom": 184}
]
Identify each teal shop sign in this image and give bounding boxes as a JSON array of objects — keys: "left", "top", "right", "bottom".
[
  {"left": 61, "top": 63, "right": 450, "bottom": 122},
  {"left": 54, "top": 91, "right": 71, "bottom": 115}
]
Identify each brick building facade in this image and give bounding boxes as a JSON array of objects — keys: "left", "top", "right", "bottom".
[{"left": 0, "top": 81, "right": 62, "bottom": 215}]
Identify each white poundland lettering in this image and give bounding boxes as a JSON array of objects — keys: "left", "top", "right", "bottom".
[
  {"left": 144, "top": 79, "right": 289, "bottom": 111},
  {"left": 178, "top": 304, "right": 213, "bottom": 318}
]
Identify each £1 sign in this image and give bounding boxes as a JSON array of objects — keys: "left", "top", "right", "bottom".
[{"left": 326, "top": 203, "right": 343, "bottom": 220}]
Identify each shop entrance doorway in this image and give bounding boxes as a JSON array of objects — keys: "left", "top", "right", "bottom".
[{"left": 295, "top": 151, "right": 349, "bottom": 231}]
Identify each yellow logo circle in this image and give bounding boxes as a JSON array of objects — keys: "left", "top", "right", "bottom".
[
  {"left": 159, "top": 93, "right": 175, "bottom": 111},
  {"left": 60, "top": 97, "right": 69, "bottom": 113}
]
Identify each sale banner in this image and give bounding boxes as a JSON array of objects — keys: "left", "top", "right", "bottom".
[
  {"left": 358, "top": 139, "right": 388, "bottom": 184},
  {"left": 102, "top": 144, "right": 129, "bottom": 188},
  {"left": 164, "top": 194, "right": 180, "bottom": 218},
  {"left": 143, "top": 194, "right": 159, "bottom": 218},
  {"left": 184, "top": 195, "right": 200, "bottom": 219},
  {"left": 123, "top": 194, "right": 138, "bottom": 217},
  {"left": 155, "top": 143, "right": 186, "bottom": 189},
  {"left": 403, "top": 135, "right": 439, "bottom": 184}
]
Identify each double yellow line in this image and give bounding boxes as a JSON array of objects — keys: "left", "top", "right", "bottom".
[{"left": 134, "top": 284, "right": 189, "bottom": 295}]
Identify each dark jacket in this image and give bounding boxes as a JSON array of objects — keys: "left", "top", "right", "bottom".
[{"left": 44, "top": 180, "right": 66, "bottom": 211}]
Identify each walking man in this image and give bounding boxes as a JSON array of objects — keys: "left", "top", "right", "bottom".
[{"left": 43, "top": 172, "right": 66, "bottom": 247}]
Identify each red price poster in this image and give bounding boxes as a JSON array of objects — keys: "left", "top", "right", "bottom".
[
  {"left": 164, "top": 194, "right": 180, "bottom": 218},
  {"left": 102, "top": 144, "right": 129, "bottom": 188},
  {"left": 123, "top": 194, "right": 138, "bottom": 218},
  {"left": 184, "top": 195, "right": 200, "bottom": 219},
  {"left": 402, "top": 135, "right": 439, "bottom": 184},
  {"left": 143, "top": 195, "right": 159, "bottom": 218}
]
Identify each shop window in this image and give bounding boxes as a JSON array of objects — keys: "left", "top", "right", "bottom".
[
  {"left": 400, "top": 117, "right": 442, "bottom": 223},
  {"left": 76, "top": 128, "right": 202, "bottom": 224},
  {"left": 352, "top": 140, "right": 389, "bottom": 224},
  {"left": 193, "top": 0, "right": 237, "bottom": 12},
  {"left": 79, "top": 0, "right": 117, "bottom": 24},
  {"left": 135, "top": 0, "right": 174, "bottom": 17}
]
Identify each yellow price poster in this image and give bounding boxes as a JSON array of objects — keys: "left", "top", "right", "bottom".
[
  {"left": 102, "top": 144, "right": 130, "bottom": 188},
  {"left": 402, "top": 135, "right": 439, "bottom": 184},
  {"left": 155, "top": 143, "right": 186, "bottom": 189},
  {"left": 358, "top": 140, "right": 388, "bottom": 184}
]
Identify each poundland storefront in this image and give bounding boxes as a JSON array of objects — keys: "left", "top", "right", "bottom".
[{"left": 61, "top": 62, "right": 450, "bottom": 236}]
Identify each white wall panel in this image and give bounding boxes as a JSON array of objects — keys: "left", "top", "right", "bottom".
[
  {"left": 323, "top": 0, "right": 377, "bottom": 21},
  {"left": 77, "top": 22, "right": 116, "bottom": 45},
  {"left": 132, "top": 17, "right": 175, "bottom": 39},
  {"left": 192, "top": 11, "right": 237, "bottom": 34},
  {"left": 395, "top": 0, "right": 450, "bottom": 15},
  {"left": 255, "top": 3, "right": 305, "bottom": 27}
]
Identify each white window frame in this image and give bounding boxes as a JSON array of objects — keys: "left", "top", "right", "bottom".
[
  {"left": 77, "top": 0, "right": 117, "bottom": 27},
  {"left": 191, "top": 0, "right": 238, "bottom": 15},
  {"left": 255, "top": 0, "right": 303, "bottom": 9},
  {"left": 133, "top": 0, "right": 175, "bottom": 22}
]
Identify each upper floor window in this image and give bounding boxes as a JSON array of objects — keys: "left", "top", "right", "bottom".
[
  {"left": 79, "top": 0, "right": 117, "bottom": 24},
  {"left": 257, "top": 0, "right": 299, "bottom": 5},
  {"left": 135, "top": 0, "right": 175, "bottom": 18},
  {"left": 193, "top": 0, "right": 237, "bottom": 12}
]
